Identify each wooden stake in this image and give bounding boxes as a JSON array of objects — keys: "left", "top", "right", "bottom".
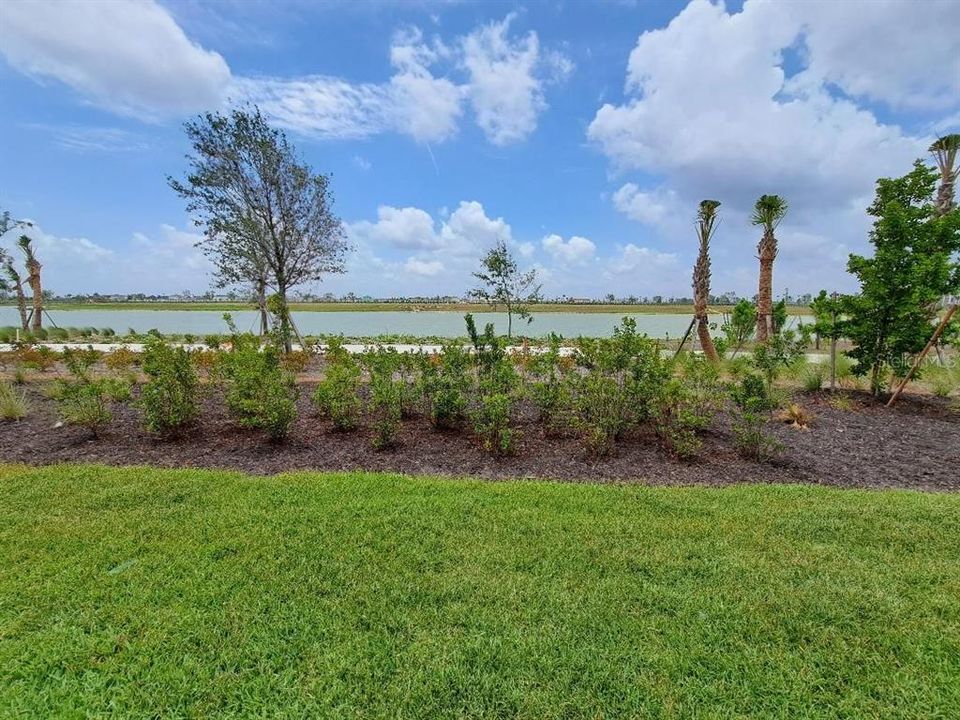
[{"left": 886, "top": 304, "right": 957, "bottom": 407}]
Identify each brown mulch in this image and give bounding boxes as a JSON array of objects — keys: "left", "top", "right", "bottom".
[{"left": 2, "top": 385, "right": 958, "bottom": 492}]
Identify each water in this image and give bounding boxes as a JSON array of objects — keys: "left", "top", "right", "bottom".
[{"left": 0, "top": 307, "right": 807, "bottom": 339}]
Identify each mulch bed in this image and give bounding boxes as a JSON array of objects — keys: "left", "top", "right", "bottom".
[{"left": 2, "top": 385, "right": 958, "bottom": 491}]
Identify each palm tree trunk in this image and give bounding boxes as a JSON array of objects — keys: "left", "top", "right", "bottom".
[
  {"left": 756, "top": 246, "right": 775, "bottom": 343},
  {"left": 14, "top": 283, "right": 28, "bottom": 333},
  {"left": 28, "top": 263, "right": 42, "bottom": 332},
  {"left": 695, "top": 317, "right": 719, "bottom": 362}
]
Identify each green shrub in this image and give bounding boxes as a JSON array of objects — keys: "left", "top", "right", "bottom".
[
  {"left": 204, "top": 334, "right": 221, "bottom": 350},
  {"left": 0, "top": 381, "right": 28, "bottom": 421},
  {"left": 366, "top": 350, "right": 404, "bottom": 449},
  {"left": 223, "top": 331, "right": 297, "bottom": 441},
  {"left": 313, "top": 339, "right": 361, "bottom": 431},
  {"left": 0, "top": 326, "right": 15, "bottom": 343},
  {"left": 466, "top": 315, "right": 520, "bottom": 455},
  {"left": 654, "top": 355, "right": 724, "bottom": 459},
  {"left": 47, "top": 327, "right": 69, "bottom": 341},
  {"left": 100, "top": 327, "right": 116, "bottom": 338},
  {"left": 527, "top": 335, "right": 576, "bottom": 436},
  {"left": 139, "top": 337, "right": 199, "bottom": 436},
  {"left": 800, "top": 363, "right": 826, "bottom": 392},
  {"left": 751, "top": 329, "right": 807, "bottom": 393},
  {"left": 572, "top": 318, "right": 670, "bottom": 456},
  {"left": 104, "top": 347, "right": 139, "bottom": 372},
  {"left": 419, "top": 343, "right": 470, "bottom": 430},
  {"left": 56, "top": 350, "right": 114, "bottom": 437},
  {"left": 730, "top": 373, "right": 782, "bottom": 462}
]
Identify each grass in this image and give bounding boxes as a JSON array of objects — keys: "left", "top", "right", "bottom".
[
  {"left": 0, "top": 381, "right": 28, "bottom": 420},
  {"left": 1, "top": 464, "right": 958, "bottom": 718},
  {"left": 24, "top": 300, "right": 814, "bottom": 315}
]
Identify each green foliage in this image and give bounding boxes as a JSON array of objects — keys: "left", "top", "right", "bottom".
[
  {"left": 527, "top": 335, "right": 576, "bottom": 435},
  {"left": 573, "top": 318, "right": 671, "bottom": 456},
  {"left": 470, "top": 238, "right": 541, "bottom": 337},
  {"left": 467, "top": 318, "right": 520, "bottom": 455},
  {"left": 843, "top": 161, "right": 960, "bottom": 394},
  {"left": 55, "top": 349, "right": 117, "bottom": 436},
  {"left": 729, "top": 374, "right": 782, "bottom": 461},
  {"left": 0, "top": 381, "right": 28, "bottom": 421},
  {"left": 654, "top": 355, "right": 724, "bottom": 458},
  {"left": 419, "top": 343, "right": 470, "bottom": 430},
  {"left": 222, "top": 328, "right": 298, "bottom": 441},
  {"left": 721, "top": 299, "right": 756, "bottom": 353},
  {"left": 139, "top": 337, "right": 199, "bottom": 436},
  {"left": 313, "top": 338, "right": 362, "bottom": 431},
  {"left": 751, "top": 329, "right": 807, "bottom": 393},
  {"left": 365, "top": 348, "right": 404, "bottom": 450}
]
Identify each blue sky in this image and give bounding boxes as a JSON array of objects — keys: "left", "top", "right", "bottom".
[{"left": 0, "top": 0, "right": 957, "bottom": 298}]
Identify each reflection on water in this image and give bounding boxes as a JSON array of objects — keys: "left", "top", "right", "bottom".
[{"left": 0, "top": 307, "right": 807, "bottom": 339}]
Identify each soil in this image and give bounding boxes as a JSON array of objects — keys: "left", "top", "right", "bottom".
[{"left": 2, "top": 385, "right": 958, "bottom": 492}]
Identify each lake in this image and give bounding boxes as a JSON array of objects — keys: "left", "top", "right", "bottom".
[{"left": 0, "top": 307, "right": 808, "bottom": 339}]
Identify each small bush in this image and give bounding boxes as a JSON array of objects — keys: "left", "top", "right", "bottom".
[
  {"left": 100, "top": 327, "right": 116, "bottom": 338},
  {"left": 419, "top": 343, "right": 470, "bottom": 430},
  {"left": 104, "top": 347, "right": 139, "bottom": 372},
  {"left": 16, "top": 346, "right": 58, "bottom": 372},
  {"left": 223, "top": 331, "right": 297, "bottom": 441},
  {"left": 367, "top": 355, "right": 403, "bottom": 450},
  {"left": 730, "top": 374, "right": 782, "bottom": 462},
  {"left": 204, "top": 335, "right": 221, "bottom": 350},
  {"left": 313, "top": 339, "right": 361, "bottom": 431},
  {"left": 0, "top": 381, "right": 28, "bottom": 421},
  {"left": 800, "top": 363, "right": 826, "bottom": 392},
  {"left": 139, "top": 337, "right": 199, "bottom": 437},
  {"left": 47, "top": 327, "right": 69, "bottom": 341},
  {"left": 56, "top": 350, "right": 114, "bottom": 437},
  {"left": 280, "top": 349, "right": 312, "bottom": 374}
]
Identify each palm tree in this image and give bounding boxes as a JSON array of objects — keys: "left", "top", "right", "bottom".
[
  {"left": 692, "top": 200, "right": 721, "bottom": 362},
  {"left": 3, "top": 259, "right": 28, "bottom": 333},
  {"left": 17, "top": 235, "right": 43, "bottom": 332},
  {"left": 751, "top": 194, "right": 788, "bottom": 343},
  {"left": 930, "top": 133, "right": 959, "bottom": 216}
]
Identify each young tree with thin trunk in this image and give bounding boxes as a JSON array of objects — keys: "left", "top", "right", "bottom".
[
  {"left": 470, "top": 238, "right": 541, "bottom": 339},
  {"left": 692, "top": 200, "right": 721, "bottom": 362},
  {"left": 887, "top": 134, "right": 960, "bottom": 405},
  {"left": 751, "top": 194, "right": 788, "bottom": 343},
  {"left": 169, "top": 106, "right": 349, "bottom": 351},
  {"left": 17, "top": 235, "right": 42, "bottom": 332}
]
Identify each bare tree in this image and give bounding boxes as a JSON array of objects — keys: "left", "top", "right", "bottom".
[{"left": 169, "top": 106, "right": 350, "bottom": 349}]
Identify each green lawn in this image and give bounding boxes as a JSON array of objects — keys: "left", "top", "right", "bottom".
[{"left": 1, "top": 465, "right": 958, "bottom": 718}]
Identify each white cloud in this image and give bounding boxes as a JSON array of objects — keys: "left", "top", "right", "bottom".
[
  {"left": 240, "top": 14, "right": 568, "bottom": 145},
  {"left": 348, "top": 206, "right": 441, "bottom": 250},
  {"left": 541, "top": 234, "right": 596, "bottom": 265},
  {"left": 787, "top": 1, "right": 960, "bottom": 111},
  {"left": 609, "top": 244, "right": 678, "bottom": 274},
  {"left": 612, "top": 184, "right": 677, "bottom": 226},
  {"left": 461, "top": 14, "right": 568, "bottom": 145},
  {"left": 588, "top": 0, "right": 931, "bottom": 214},
  {"left": 1, "top": 223, "right": 211, "bottom": 295},
  {"left": 517, "top": 241, "right": 535, "bottom": 258},
  {"left": 404, "top": 258, "right": 445, "bottom": 276},
  {"left": 439, "top": 201, "right": 512, "bottom": 255},
  {"left": 0, "top": 0, "right": 230, "bottom": 118}
]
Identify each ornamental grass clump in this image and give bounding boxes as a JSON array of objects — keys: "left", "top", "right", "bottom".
[
  {"left": 139, "top": 336, "right": 199, "bottom": 437},
  {"left": 0, "top": 381, "right": 28, "bottom": 421}
]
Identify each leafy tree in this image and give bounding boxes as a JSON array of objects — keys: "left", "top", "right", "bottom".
[
  {"left": 842, "top": 161, "right": 960, "bottom": 394},
  {"left": 752, "top": 195, "right": 788, "bottom": 342},
  {"left": 721, "top": 299, "right": 755, "bottom": 356},
  {"left": 169, "top": 106, "right": 349, "bottom": 349},
  {"left": 470, "top": 238, "right": 541, "bottom": 338},
  {"left": 692, "top": 200, "right": 721, "bottom": 362}
]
